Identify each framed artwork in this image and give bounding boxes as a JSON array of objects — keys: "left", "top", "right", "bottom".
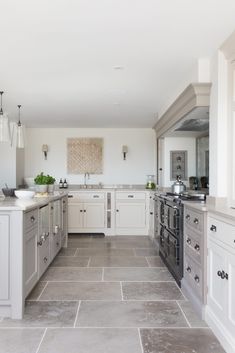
[
  {"left": 170, "top": 150, "right": 187, "bottom": 180},
  {"left": 67, "top": 138, "right": 103, "bottom": 174}
]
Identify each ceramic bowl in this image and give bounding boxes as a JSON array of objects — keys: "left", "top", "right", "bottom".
[{"left": 15, "top": 190, "right": 35, "bottom": 199}]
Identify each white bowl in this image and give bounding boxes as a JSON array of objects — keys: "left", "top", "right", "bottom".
[{"left": 15, "top": 190, "right": 35, "bottom": 199}]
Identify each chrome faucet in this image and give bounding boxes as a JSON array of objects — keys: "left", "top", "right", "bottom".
[{"left": 84, "top": 172, "right": 90, "bottom": 188}]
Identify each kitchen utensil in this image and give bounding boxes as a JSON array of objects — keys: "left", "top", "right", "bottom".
[
  {"left": 171, "top": 175, "right": 186, "bottom": 194},
  {"left": 2, "top": 188, "right": 16, "bottom": 197}
]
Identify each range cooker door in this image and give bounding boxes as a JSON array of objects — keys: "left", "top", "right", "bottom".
[
  {"left": 159, "top": 225, "right": 168, "bottom": 258},
  {"left": 166, "top": 203, "right": 180, "bottom": 235}
]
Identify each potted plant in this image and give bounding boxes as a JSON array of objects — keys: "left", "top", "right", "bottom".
[
  {"left": 46, "top": 174, "right": 56, "bottom": 193},
  {"left": 34, "top": 172, "right": 48, "bottom": 193}
]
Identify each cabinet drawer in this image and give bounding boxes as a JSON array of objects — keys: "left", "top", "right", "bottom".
[
  {"left": 184, "top": 254, "right": 203, "bottom": 299},
  {"left": 184, "top": 228, "right": 202, "bottom": 265},
  {"left": 208, "top": 216, "right": 235, "bottom": 250},
  {"left": 184, "top": 208, "right": 204, "bottom": 233},
  {"left": 24, "top": 209, "right": 38, "bottom": 231},
  {"left": 116, "top": 192, "right": 146, "bottom": 200},
  {"left": 68, "top": 192, "right": 105, "bottom": 201}
]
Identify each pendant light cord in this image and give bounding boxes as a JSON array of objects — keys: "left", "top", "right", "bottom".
[
  {"left": 0, "top": 91, "right": 3, "bottom": 115},
  {"left": 17, "top": 104, "right": 22, "bottom": 126}
]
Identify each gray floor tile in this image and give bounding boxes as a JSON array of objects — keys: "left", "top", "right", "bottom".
[
  {"left": 140, "top": 328, "right": 225, "bottom": 353},
  {"left": 111, "top": 236, "right": 150, "bottom": 241},
  {"left": 135, "top": 248, "right": 159, "bottom": 256},
  {"left": 50, "top": 256, "right": 89, "bottom": 267},
  {"left": 39, "top": 282, "right": 122, "bottom": 300},
  {"left": 76, "top": 301, "right": 188, "bottom": 327},
  {"left": 76, "top": 248, "right": 135, "bottom": 256},
  {"left": 41, "top": 267, "right": 102, "bottom": 281},
  {"left": 146, "top": 256, "right": 165, "bottom": 267},
  {"left": 177, "top": 300, "right": 208, "bottom": 327},
  {"left": 58, "top": 248, "right": 77, "bottom": 256},
  {"left": 68, "top": 241, "right": 116, "bottom": 249},
  {"left": 27, "top": 281, "right": 47, "bottom": 301},
  {"left": 38, "top": 328, "right": 142, "bottom": 353},
  {"left": 0, "top": 328, "right": 44, "bottom": 353},
  {"left": 89, "top": 256, "right": 148, "bottom": 267},
  {"left": 0, "top": 301, "right": 78, "bottom": 327},
  {"left": 122, "top": 282, "right": 184, "bottom": 300},
  {"left": 115, "top": 240, "right": 153, "bottom": 248},
  {"left": 104, "top": 268, "right": 173, "bottom": 281}
]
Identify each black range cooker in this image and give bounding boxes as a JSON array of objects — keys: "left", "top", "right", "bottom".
[{"left": 155, "top": 192, "right": 206, "bottom": 286}]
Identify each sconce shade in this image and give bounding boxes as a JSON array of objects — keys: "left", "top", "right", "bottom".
[
  {"left": 122, "top": 145, "right": 128, "bottom": 153},
  {"left": 0, "top": 113, "right": 10, "bottom": 142}
]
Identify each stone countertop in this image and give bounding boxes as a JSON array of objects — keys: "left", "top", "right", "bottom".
[
  {"left": 0, "top": 191, "right": 67, "bottom": 212},
  {"left": 63, "top": 184, "right": 155, "bottom": 192}
]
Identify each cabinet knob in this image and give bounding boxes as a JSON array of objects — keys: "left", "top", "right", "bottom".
[
  {"left": 116, "top": 209, "right": 119, "bottom": 212},
  {"left": 37, "top": 240, "right": 42, "bottom": 246},
  {"left": 186, "top": 238, "right": 191, "bottom": 245},
  {"left": 220, "top": 270, "right": 228, "bottom": 280},
  {"left": 194, "top": 275, "right": 200, "bottom": 283},
  {"left": 194, "top": 244, "right": 200, "bottom": 251},
  {"left": 30, "top": 216, "right": 35, "bottom": 222},
  {"left": 84, "top": 210, "right": 86, "bottom": 213},
  {"left": 56, "top": 242, "right": 59, "bottom": 246},
  {"left": 186, "top": 214, "right": 190, "bottom": 220},
  {"left": 44, "top": 257, "right": 48, "bottom": 263},
  {"left": 80, "top": 210, "right": 83, "bottom": 213},
  {"left": 210, "top": 225, "right": 217, "bottom": 232},
  {"left": 194, "top": 218, "right": 199, "bottom": 225},
  {"left": 217, "top": 270, "right": 222, "bottom": 277},
  {"left": 150, "top": 212, "right": 153, "bottom": 215},
  {"left": 186, "top": 266, "right": 191, "bottom": 273}
]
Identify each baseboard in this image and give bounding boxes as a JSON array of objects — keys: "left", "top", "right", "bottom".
[{"left": 205, "top": 306, "right": 235, "bottom": 353}]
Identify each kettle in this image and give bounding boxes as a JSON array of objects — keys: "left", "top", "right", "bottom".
[{"left": 171, "top": 175, "right": 186, "bottom": 194}]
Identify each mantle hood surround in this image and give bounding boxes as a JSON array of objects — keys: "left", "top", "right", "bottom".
[{"left": 153, "top": 83, "right": 212, "bottom": 138}]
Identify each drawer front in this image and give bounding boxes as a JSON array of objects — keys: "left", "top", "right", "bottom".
[
  {"left": 24, "top": 208, "right": 38, "bottom": 231},
  {"left": 184, "top": 208, "right": 204, "bottom": 233},
  {"left": 208, "top": 216, "right": 235, "bottom": 250},
  {"left": 116, "top": 192, "right": 146, "bottom": 200},
  {"left": 184, "top": 254, "right": 203, "bottom": 299},
  {"left": 68, "top": 192, "right": 105, "bottom": 201},
  {"left": 184, "top": 228, "right": 202, "bottom": 265}
]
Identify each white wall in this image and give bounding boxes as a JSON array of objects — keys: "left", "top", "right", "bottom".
[
  {"left": 24, "top": 128, "right": 156, "bottom": 185},
  {"left": 0, "top": 142, "right": 17, "bottom": 188},
  {"left": 163, "top": 137, "right": 196, "bottom": 188}
]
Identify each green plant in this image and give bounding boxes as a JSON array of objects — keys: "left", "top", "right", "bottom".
[
  {"left": 46, "top": 174, "right": 56, "bottom": 185},
  {"left": 34, "top": 172, "right": 55, "bottom": 185}
]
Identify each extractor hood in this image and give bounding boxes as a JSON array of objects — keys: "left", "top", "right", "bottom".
[{"left": 153, "top": 83, "right": 211, "bottom": 138}]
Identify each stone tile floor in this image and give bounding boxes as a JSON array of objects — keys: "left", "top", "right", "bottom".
[{"left": 0, "top": 235, "right": 225, "bottom": 353}]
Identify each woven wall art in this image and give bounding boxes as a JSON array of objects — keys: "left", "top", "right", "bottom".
[{"left": 67, "top": 138, "right": 103, "bottom": 174}]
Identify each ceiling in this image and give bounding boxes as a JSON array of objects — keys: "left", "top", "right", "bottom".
[{"left": 0, "top": 0, "right": 235, "bottom": 128}]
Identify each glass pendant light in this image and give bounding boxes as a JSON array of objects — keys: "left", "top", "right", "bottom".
[
  {"left": 16, "top": 105, "right": 25, "bottom": 148},
  {"left": 0, "top": 91, "right": 10, "bottom": 142}
]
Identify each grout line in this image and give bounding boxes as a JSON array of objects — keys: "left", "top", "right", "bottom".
[
  {"left": 37, "top": 282, "right": 49, "bottom": 301},
  {"left": 87, "top": 257, "right": 91, "bottom": 268},
  {"left": 145, "top": 257, "right": 151, "bottom": 267},
  {"left": 74, "top": 248, "right": 79, "bottom": 257},
  {"left": 102, "top": 268, "right": 104, "bottom": 281},
  {"left": 120, "top": 282, "right": 124, "bottom": 301},
  {"left": 138, "top": 328, "right": 144, "bottom": 353},
  {"left": 35, "top": 328, "right": 47, "bottom": 353},
  {"left": 73, "top": 301, "right": 81, "bottom": 328},
  {"left": 176, "top": 300, "right": 191, "bottom": 328}
]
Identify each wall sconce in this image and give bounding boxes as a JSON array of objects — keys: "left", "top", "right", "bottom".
[
  {"left": 122, "top": 145, "right": 128, "bottom": 160},
  {"left": 42, "top": 144, "right": 49, "bottom": 160}
]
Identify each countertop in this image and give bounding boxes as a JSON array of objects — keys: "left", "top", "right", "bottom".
[{"left": 0, "top": 191, "right": 67, "bottom": 211}]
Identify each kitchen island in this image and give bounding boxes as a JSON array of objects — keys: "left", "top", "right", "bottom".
[{"left": 0, "top": 192, "right": 68, "bottom": 319}]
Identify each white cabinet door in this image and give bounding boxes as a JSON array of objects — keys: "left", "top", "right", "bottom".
[
  {"left": 116, "top": 202, "right": 146, "bottom": 228},
  {"left": 68, "top": 203, "right": 83, "bottom": 231},
  {"left": 227, "top": 251, "right": 235, "bottom": 332},
  {"left": 0, "top": 215, "right": 10, "bottom": 300},
  {"left": 84, "top": 203, "right": 105, "bottom": 228},
  {"left": 24, "top": 228, "right": 38, "bottom": 297},
  {"left": 208, "top": 241, "right": 227, "bottom": 322}
]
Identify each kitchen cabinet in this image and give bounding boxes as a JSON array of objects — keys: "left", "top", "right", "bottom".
[
  {"left": 68, "top": 192, "right": 105, "bottom": 233},
  {"left": 181, "top": 205, "right": 207, "bottom": 318},
  {"left": 115, "top": 191, "right": 148, "bottom": 235},
  {"left": 0, "top": 215, "right": 10, "bottom": 301},
  {"left": 50, "top": 199, "right": 62, "bottom": 261},
  {"left": 24, "top": 208, "right": 39, "bottom": 298},
  {"left": 206, "top": 214, "right": 235, "bottom": 353},
  {"left": 148, "top": 192, "right": 155, "bottom": 238},
  {"left": 38, "top": 204, "right": 50, "bottom": 278},
  {"left": 61, "top": 196, "right": 68, "bottom": 246}
]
